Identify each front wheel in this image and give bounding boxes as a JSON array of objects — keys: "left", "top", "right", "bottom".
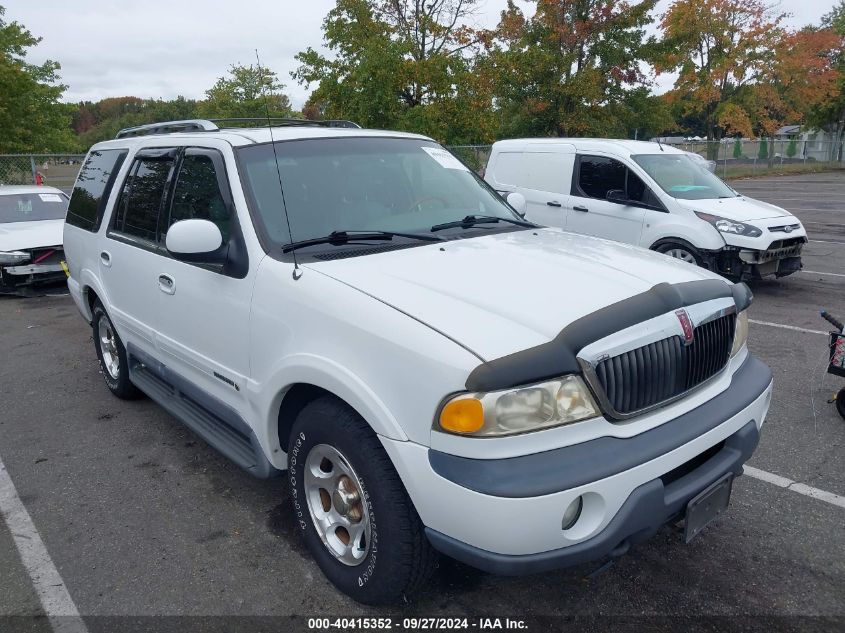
[
  {"left": 837, "top": 387, "right": 845, "bottom": 420},
  {"left": 287, "top": 396, "right": 437, "bottom": 604},
  {"left": 654, "top": 241, "right": 704, "bottom": 266}
]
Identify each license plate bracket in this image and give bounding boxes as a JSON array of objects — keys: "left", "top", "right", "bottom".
[{"left": 684, "top": 473, "right": 733, "bottom": 543}]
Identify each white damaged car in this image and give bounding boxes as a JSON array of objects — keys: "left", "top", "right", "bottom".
[
  {"left": 0, "top": 185, "right": 69, "bottom": 294},
  {"left": 64, "top": 120, "right": 773, "bottom": 603},
  {"left": 485, "top": 139, "right": 807, "bottom": 280}
]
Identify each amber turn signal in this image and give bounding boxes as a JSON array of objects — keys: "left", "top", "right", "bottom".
[{"left": 439, "top": 398, "right": 484, "bottom": 434}]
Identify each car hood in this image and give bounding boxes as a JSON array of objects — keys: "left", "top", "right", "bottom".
[
  {"left": 0, "top": 219, "right": 64, "bottom": 252},
  {"left": 676, "top": 196, "right": 793, "bottom": 222},
  {"left": 305, "top": 228, "right": 724, "bottom": 361}
]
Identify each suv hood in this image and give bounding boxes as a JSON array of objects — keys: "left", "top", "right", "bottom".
[
  {"left": 306, "top": 228, "right": 724, "bottom": 361},
  {"left": 676, "top": 196, "right": 792, "bottom": 222},
  {"left": 0, "top": 219, "right": 64, "bottom": 252}
]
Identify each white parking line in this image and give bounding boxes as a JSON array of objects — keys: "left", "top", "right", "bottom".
[
  {"left": 809, "top": 239, "right": 844, "bottom": 244},
  {"left": 0, "top": 455, "right": 88, "bottom": 633},
  {"left": 748, "top": 319, "right": 828, "bottom": 336},
  {"left": 801, "top": 269, "right": 845, "bottom": 278},
  {"left": 744, "top": 466, "right": 845, "bottom": 510}
]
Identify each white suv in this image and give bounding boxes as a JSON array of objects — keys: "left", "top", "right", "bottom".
[
  {"left": 484, "top": 139, "right": 807, "bottom": 280},
  {"left": 64, "top": 119, "right": 773, "bottom": 604}
]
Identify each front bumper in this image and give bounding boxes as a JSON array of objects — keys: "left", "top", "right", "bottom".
[
  {"left": 712, "top": 237, "right": 806, "bottom": 280},
  {"left": 0, "top": 261, "right": 67, "bottom": 294},
  {"left": 381, "top": 355, "right": 772, "bottom": 573}
]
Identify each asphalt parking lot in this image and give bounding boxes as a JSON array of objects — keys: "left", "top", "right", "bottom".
[{"left": 1, "top": 171, "right": 844, "bottom": 632}]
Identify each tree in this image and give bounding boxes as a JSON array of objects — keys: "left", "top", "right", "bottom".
[
  {"left": 733, "top": 137, "right": 742, "bottom": 158},
  {"left": 806, "top": 2, "right": 845, "bottom": 160},
  {"left": 199, "top": 64, "right": 293, "bottom": 119},
  {"left": 294, "top": 0, "right": 496, "bottom": 143},
  {"left": 0, "top": 5, "right": 75, "bottom": 152},
  {"left": 488, "top": 0, "right": 657, "bottom": 138},
  {"left": 786, "top": 137, "right": 797, "bottom": 157},
  {"left": 656, "top": 0, "right": 785, "bottom": 156},
  {"left": 757, "top": 138, "right": 768, "bottom": 159}
]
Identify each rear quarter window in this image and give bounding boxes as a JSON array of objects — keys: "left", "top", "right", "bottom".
[{"left": 66, "top": 149, "right": 128, "bottom": 232}]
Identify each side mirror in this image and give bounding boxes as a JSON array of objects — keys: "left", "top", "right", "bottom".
[
  {"left": 166, "top": 219, "right": 224, "bottom": 263},
  {"left": 506, "top": 192, "right": 527, "bottom": 217},
  {"left": 606, "top": 189, "right": 628, "bottom": 204}
]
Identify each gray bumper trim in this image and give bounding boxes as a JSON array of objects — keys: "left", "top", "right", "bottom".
[
  {"left": 426, "top": 418, "right": 761, "bottom": 576},
  {"left": 429, "top": 354, "right": 771, "bottom": 498}
]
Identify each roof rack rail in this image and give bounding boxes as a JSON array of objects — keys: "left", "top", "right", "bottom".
[
  {"left": 115, "top": 119, "right": 220, "bottom": 139},
  {"left": 114, "top": 117, "right": 362, "bottom": 139},
  {"left": 210, "top": 118, "right": 361, "bottom": 129}
]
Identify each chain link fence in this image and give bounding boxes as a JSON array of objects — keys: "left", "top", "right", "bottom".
[
  {"left": 447, "top": 139, "right": 845, "bottom": 179},
  {"left": 0, "top": 154, "right": 86, "bottom": 191}
]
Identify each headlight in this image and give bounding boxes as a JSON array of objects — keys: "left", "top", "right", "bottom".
[
  {"left": 731, "top": 310, "right": 748, "bottom": 357},
  {"left": 436, "top": 375, "right": 599, "bottom": 437},
  {"left": 0, "top": 251, "right": 30, "bottom": 265},
  {"left": 695, "top": 212, "right": 762, "bottom": 237}
]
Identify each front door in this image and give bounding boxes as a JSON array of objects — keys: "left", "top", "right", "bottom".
[{"left": 565, "top": 154, "right": 647, "bottom": 245}]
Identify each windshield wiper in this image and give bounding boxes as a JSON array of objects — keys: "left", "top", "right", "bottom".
[
  {"left": 282, "top": 230, "right": 443, "bottom": 253},
  {"left": 430, "top": 215, "right": 536, "bottom": 232}
]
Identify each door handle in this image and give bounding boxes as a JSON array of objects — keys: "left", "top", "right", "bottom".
[
  {"left": 546, "top": 201, "right": 562, "bottom": 208},
  {"left": 100, "top": 251, "right": 111, "bottom": 267},
  {"left": 158, "top": 274, "right": 176, "bottom": 295},
  {"left": 573, "top": 205, "right": 589, "bottom": 212}
]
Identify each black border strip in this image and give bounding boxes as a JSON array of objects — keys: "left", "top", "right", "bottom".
[{"left": 465, "top": 279, "right": 752, "bottom": 392}]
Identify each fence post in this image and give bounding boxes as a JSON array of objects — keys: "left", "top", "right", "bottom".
[{"left": 29, "top": 155, "right": 37, "bottom": 184}]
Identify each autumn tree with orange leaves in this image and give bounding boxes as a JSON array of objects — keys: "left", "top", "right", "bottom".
[
  {"left": 488, "top": 0, "right": 659, "bottom": 138},
  {"left": 657, "top": 0, "right": 784, "bottom": 155}
]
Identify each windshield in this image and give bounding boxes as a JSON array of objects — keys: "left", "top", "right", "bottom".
[
  {"left": 0, "top": 192, "right": 68, "bottom": 223},
  {"left": 632, "top": 154, "right": 737, "bottom": 200},
  {"left": 237, "top": 137, "right": 522, "bottom": 247}
]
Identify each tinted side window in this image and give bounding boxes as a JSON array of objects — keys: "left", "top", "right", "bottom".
[
  {"left": 577, "top": 156, "right": 626, "bottom": 199},
  {"left": 113, "top": 159, "right": 172, "bottom": 242},
  {"left": 167, "top": 153, "right": 231, "bottom": 241},
  {"left": 66, "top": 149, "right": 127, "bottom": 231}
]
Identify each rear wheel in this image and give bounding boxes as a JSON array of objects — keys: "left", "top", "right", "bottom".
[
  {"left": 91, "top": 301, "right": 142, "bottom": 399},
  {"left": 837, "top": 387, "right": 845, "bottom": 420},
  {"left": 654, "top": 241, "right": 704, "bottom": 266},
  {"left": 287, "top": 396, "right": 437, "bottom": 604}
]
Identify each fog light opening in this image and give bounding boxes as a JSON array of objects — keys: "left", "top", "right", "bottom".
[{"left": 561, "top": 496, "right": 584, "bottom": 531}]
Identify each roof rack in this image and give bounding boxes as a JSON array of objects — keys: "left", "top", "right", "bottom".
[
  {"left": 115, "top": 118, "right": 361, "bottom": 139},
  {"left": 115, "top": 120, "right": 220, "bottom": 139},
  {"left": 210, "top": 118, "right": 361, "bottom": 129}
]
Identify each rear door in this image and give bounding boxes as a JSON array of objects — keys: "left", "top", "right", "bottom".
[
  {"left": 565, "top": 154, "right": 650, "bottom": 244},
  {"left": 101, "top": 148, "right": 176, "bottom": 354},
  {"left": 520, "top": 151, "right": 575, "bottom": 228}
]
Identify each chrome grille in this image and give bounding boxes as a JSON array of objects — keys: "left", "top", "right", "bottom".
[{"left": 593, "top": 314, "right": 736, "bottom": 417}]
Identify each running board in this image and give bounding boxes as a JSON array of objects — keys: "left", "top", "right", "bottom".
[{"left": 126, "top": 344, "right": 280, "bottom": 479}]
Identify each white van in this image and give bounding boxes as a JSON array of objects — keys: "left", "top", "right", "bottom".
[{"left": 484, "top": 139, "right": 807, "bottom": 280}]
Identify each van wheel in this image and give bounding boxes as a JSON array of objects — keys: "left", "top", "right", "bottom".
[
  {"left": 91, "top": 301, "right": 142, "bottom": 400},
  {"left": 287, "top": 396, "right": 437, "bottom": 604},
  {"left": 655, "top": 241, "right": 703, "bottom": 266}
]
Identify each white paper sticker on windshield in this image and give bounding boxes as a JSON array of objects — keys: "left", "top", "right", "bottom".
[
  {"left": 38, "top": 193, "right": 63, "bottom": 202},
  {"left": 421, "top": 146, "right": 469, "bottom": 171}
]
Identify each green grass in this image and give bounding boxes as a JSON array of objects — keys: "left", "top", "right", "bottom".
[{"left": 723, "top": 162, "right": 845, "bottom": 181}]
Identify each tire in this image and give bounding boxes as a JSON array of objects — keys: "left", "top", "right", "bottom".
[
  {"left": 654, "top": 241, "right": 704, "bottom": 267},
  {"left": 837, "top": 387, "right": 845, "bottom": 420},
  {"left": 287, "top": 396, "right": 437, "bottom": 604},
  {"left": 91, "top": 301, "right": 142, "bottom": 400}
]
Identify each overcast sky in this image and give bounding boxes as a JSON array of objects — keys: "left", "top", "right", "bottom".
[{"left": 5, "top": 0, "right": 834, "bottom": 109}]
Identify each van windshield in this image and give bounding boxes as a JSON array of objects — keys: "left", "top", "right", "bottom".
[
  {"left": 632, "top": 154, "right": 737, "bottom": 201},
  {"left": 237, "top": 137, "right": 522, "bottom": 248}
]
